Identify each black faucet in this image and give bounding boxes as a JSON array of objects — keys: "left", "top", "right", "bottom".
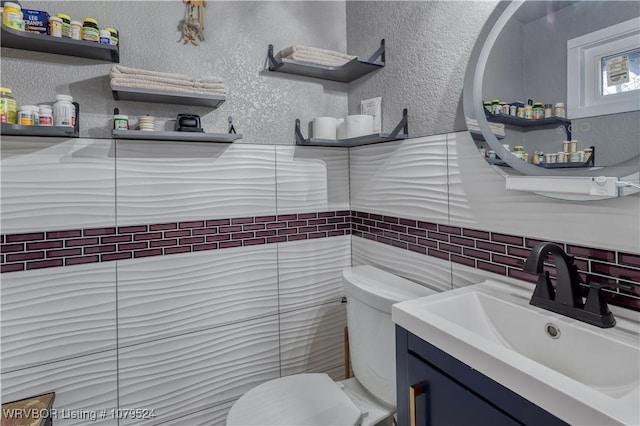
[{"left": 523, "top": 242, "right": 627, "bottom": 328}]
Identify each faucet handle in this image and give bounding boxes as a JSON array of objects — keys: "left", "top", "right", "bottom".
[{"left": 583, "top": 282, "right": 632, "bottom": 327}]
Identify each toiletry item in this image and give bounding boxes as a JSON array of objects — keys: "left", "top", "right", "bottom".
[
  {"left": 138, "top": 115, "right": 156, "bottom": 131},
  {"left": 38, "top": 105, "right": 53, "bottom": 126},
  {"left": 22, "top": 9, "right": 49, "bottom": 35},
  {"left": 56, "top": 13, "right": 72, "bottom": 38},
  {"left": 499, "top": 102, "right": 507, "bottom": 115},
  {"left": 313, "top": 117, "right": 337, "bottom": 140},
  {"left": 114, "top": 114, "right": 129, "bottom": 130},
  {"left": 99, "top": 30, "right": 111, "bottom": 44},
  {"left": 483, "top": 101, "right": 492, "bottom": 112},
  {"left": 53, "top": 94, "right": 75, "bottom": 127},
  {"left": 557, "top": 152, "right": 567, "bottom": 163},
  {"left": 569, "top": 151, "right": 582, "bottom": 162},
  {"left": 70, "top": 20, "right": 82, "bottom": 40},
  {"left": 3, "top": 2, "right": 23, "bottom": 31},
  {"left": 18, "top": 105, "right": 38, "bottom": 126},
  {"left": 509, "top": 104, "right": 517, "bottom": 116},
  {"left": 0, "top": 87, "right": 18, "bottom": 124},
  {"left": 532, "top": 102, "right": 544, "bottom": 119},
  {"left": 344, "top": 115, "right": 374, "bottom": 138},
  {"left": 49, "top": 16, "right": 62, "bottom": 37},
  {"left": 82, "top": 17, "right": 100, "bottom": 42},
  {"left": 491, "top": 99, "right": 500, "bottom": 114},
  {"left": 544, "top": 104, "right": 553, "bottom": 118},
  {"left": 517, "top": 106, "right": 525, "bottom": 118},
  {"left": 554, "top": 102, "right": 565, "bottom": 118},
  {"left": 479, "top": 146, "right": 487, "bottom": 157},
  {"left": 513, "top": 146, "right": 525, "bottom": 160},
  {"left": 524, "top": 104, "right": 533, "bottom": 119},
  {"left": 570, "top": 140, "right": 578, "bottom": 153},
  {"left": 563, "top": 140, "right": 571, "bottom": 153},
  {"left": 361, "top": 97, "right": 382, "bottom": 133},
  {"left": 104, "top": 27, "right": 119, "bottom": 45},
  {"left": 488, "top": 150, "right": 496, "bottom": 159}
]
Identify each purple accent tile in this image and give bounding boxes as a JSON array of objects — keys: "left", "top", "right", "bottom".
[
  {"left": 618, "top": 280, "right": 640, "bottom": 297},
  {"left": 336, "top": 223, "right": 350, "bottom": 230},
  {"left": 417, "top": 238, "right": 438, "bottom": 248},
  {"left": 463, "top": 248, "right": 491, "bottom": 261},
  {"left": 6, "top": 233, "right": 45, "bottom": 243},
  {"left": 46, "top": 230, "right": 82, "bottom": 239},
  {"left": 134, "top": 232, "right": 162, "bottom": 241},
  {"left": 451, "top": 254, "right": 475, "bottom": 267},
  {"left": 192, "top": 228, "right": 219, "bottom": 236},
  {"left": 84, "top": 245, "right": 117, "bottom": 254},
  {"left": 267, "top": 222, "right": 287, "bottom": 230},
  {"left": 390, "top": 224, "right": 407, "bottom": 233},
  {"left": 376, "top": 222, "right": 391, "bottom": 230},
  {"left": 476, "top": 241, "right": 506, "bottom": 253},
  {"left": 243, "top": 238, "right": 265, "bottom": 246},
  {"left": 256, "top": 230, "right": 277, "bottom": 238},
  {"left": 150, "top": 223, "right": 178, "bottom": 231},
  {"left": 567, "top": 245, "right": 615, "bottom": 262},
  {"left": 300, "top": 226, "right": 318, "bottom": 234},
  {"left": 355, "top": 211, "right": 369, "bottom": 219},
  {"left": 391, "top": 240, "right": 408, "bottom": 249},
  {"left": 508, "top": 268, "right": 538, "bottom": 283},
  {"left": 219, "top": 241, "right": 242, "bottom": 249},
  {"left": 427, "top": 231, "right": 449, "bottom": 242},
  {"left": 2, "top": 263, "right": 25, "bottom": 273},
  {"left": 2, "top": 243, "right": 26, "bottom": 253},
  {"left": 165, "top": 246, "right": 192, "bottom": 255},
  {"left": 328, "top": 230, "right": 346, "bottom": 237},
  {"left": 288, "top": 220, "right": 307, "bottom": 227},
  {"left": 327, "top": 217, "right": 345, "bottom": 224},
  {"left": 399, "top": 234, "right": 418, "bottom": 243},
  {"left": 206, "top": 235, "right": 231, "bottom": 242},
  {"left": 318, "top": 212, "right": 336, "bottom": 218},
  {"left": 179, "top": 221, "right": 205, "bottom": 229},
  {"left": 408, "top": 228, "right": 427, "bottom": 237},
  {"left": 336, "top": 210, "right": 350, "bottom": 217},
  {"left": 47, "top": 248, "right": 82, "bottom": 258},
  {"left": 356, "top": 225, "right": 370, "bottom": 233},
  {"left": 26, "top": 241, "right": 63, "bottom": 250},
  {"left": 102, "top": 235, "right": 132, "bottom": 244},
  {"left": 370, "top": 214, "right": 383, "bottom": 221},
  {"left": 428, "top": 248, "right": 450, "bottom": 261},
  {"left": 383, "top": 231, "right": 400, "bottom": 240},
  {"left": 399, "top": 218, "right": 417, "bottom": 227},
  {"left": 165, "top": 230, "right": 191, "bottom": 238},
  {"left": 150, "top": 239, "right": 179, "bottom": 248},
  {"left": 619, "top": 253, "right": 640, "bottom": 268},
  {"left": 318, "top": 225, "right": 337, "bottom": 232},
  {"left": 244, "top": 224, "right": 266, "bottom": 231},
  {"left": 477, "top": 261, "right": 506, "bottom": 275},
  {"left": 383, "top": 215, "right": 399, "bottom": 224},
  {"left": 7, "top": 251, "right": 44, "bottom": 262},
  {"left": 231, "top": 217, "right": 254, "bottom": 225},
  {"left": 83, "top": 227, "right": 116, "bottom": 237},
  {"left": 27, "top": 259, "right": 63, "bottom": 270},
  {"left": 308, "top": 218, "right": 327, "bottom": 225},
  {"left": 298, "top": 213, "right": 317, "bottom": 219},
  {"left": 179, "top": 237, "right": 205, "bottom": 245},
  {"left": 507, "top": 246, "right": 531, "bottom": 259},
  {"left": 438, "top": 225, "right": 462, "bottom": 235},
  {"left": 309, "top": 232, "right": 327, "bottom": 239},
  {"left": 438, "top": 243, "right": 463, "bottom": 254},
  {"left": 591, "top": 262, "right": 640, "bottom": 282},
  {"left": 134, "top": 249, "right": 163, "bottom": 258},
  {"left": 255, "top": 216, "right": 276, "bottom": 223},
  {"left": 409, "top": 244, "right": 427, "bottom": 254},
  {"left": 491, "top": 233, "right": 523, "bottom": 246},
  {"left": 376, "top": 236, "right": 394, "bottom": 246},
  {"left": 267, "top": 236, "right": 287, "bottom": 243},
  {"left": 277, "top": 214, "right": 297, "bottom": 221},
  {"left": 232, "top": 232, "right": 254, "bottom": 240},
  {"left": 363, "top": 219, "right": 376, "bottom": 227},
  {"left": 462, "top": 229, "right": 490, "bottom": 240},
  {"left": 102, "top": 252, "right": 132, "bottom": 261},
  {"left": 219, "top": 226, "right": 242, "bottom": 233},
  {"left": 417, "top": 221, "right": 438, "bottom": 231},
  {"left": 118, "top": 225, "right": 148, "bottom": 234},
  {"left": 207, "top": 219, "right": 231, "bottom": 226},
  {"left": 603, "top": 293, "right": 640, "bottom": 311},
  {"left": 573, "top": 258, "right": 589, "bottom": 272},
  {"left": 66, "top": 237, "right": 99, "bottom": 247},
  {"left": 525, "top": 238, "right": 565, "bottom": 250},
  {"left": 363, "top": 233, "right": 376, "bottom": 241},
  {"left": 66, "top": 256, "right": 100, "bottom": 266},
  {"left": 119, "top": 242, "right": 148, "bottom": 251},
  {"left": 492, "top": 254, "right": 524, "bottom": 268},
  {"left": 450, "top": 236, "right": 475, "bottom": 248}
]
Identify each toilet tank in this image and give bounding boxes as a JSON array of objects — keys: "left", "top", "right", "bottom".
[{"left": 342, "top": 265, "right": 435, "bottom": 408}]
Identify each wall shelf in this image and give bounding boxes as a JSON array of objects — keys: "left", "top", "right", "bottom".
[
  {"left": 485, "top": 111, "right": 572, "bottom": 139},
  {"left": 1, "top": 24, "right": 119, "bottom": 62},
  {"left": 470, "top": 130, "right": 505, "bottom": 141},
  {"left": 268, "top": 40, "right": 385, "bottom": 83},
  {"left": 111, "top": 85, "right": 226, "bottom": 108},
  {"left": 1, "top": 102, "right": 80, "bottom": 138},
  {"left": 296, "top": 108, "right": 408, "bottom": 147},
  {"left": 112, "top": 129, "right": 241, "bottom": 143}
]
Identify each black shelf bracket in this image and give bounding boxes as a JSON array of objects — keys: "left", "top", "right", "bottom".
[
  {"left": 228, "top": 116, "right": 237, "bottom": 134},
  {"left": 267, "top": 44, "right": 282, "bottom": 72},
  {"left": 390, "top": 108, "right": 409, "bottom": 138},
  {"left": 367, "top": 39, "right": 385, "bottom": 64}
]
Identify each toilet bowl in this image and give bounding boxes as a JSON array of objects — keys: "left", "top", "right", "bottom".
[{"left": 226, "top": 265, "right": 435, "bottom": 426}]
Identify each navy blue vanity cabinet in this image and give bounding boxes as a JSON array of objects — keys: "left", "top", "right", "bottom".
[{"left": 396, "top": 326, "right": 569, "bottom": 426}]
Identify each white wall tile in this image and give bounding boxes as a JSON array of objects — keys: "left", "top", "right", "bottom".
[
  {"left": 1, "top": 351, "right": 118, "bottom": 426},
  {"left": 350, "top": 135, "right": 449, "bottom": 223},
  {"left": 279, "top": 302, "right": 347, "bottom": 377},
  {"left": 277, "top": 236, "right": 351, "bottom": 311},
  {"left": 352, "top": 236, "right": 452, "bottom": 292},
  {"left": 118, "top": 316, "right": 280, "bottom": 425},
  {"left": 116, "top": 142, "right": 276, "bottom": 225},
  {"left": 448, "top": 132, "right": 640, "bottom": 253},
  {"left": 1, "top": 263, "right": 117, "bottom": 372},
  {"left": 0, "top": 137, "right": 115, "bottom": 234},
  {"left": 154, "top": 400, "right": 235, "bottom": 426},
  {"left": 275, "top": 146, "right": 350, "bottom": 214},
  {"left": 117, "top": 245, "right": 279, "bottom": 346}
]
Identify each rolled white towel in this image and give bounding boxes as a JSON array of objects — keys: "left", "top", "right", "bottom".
[
  {"left": 111, "top": 79, "right": 227, "bottom": 96},
  {"left": 277, "top": 45, "right": 356, "bottom": 67},
  {"left": 111, "top": 65, "right": 225, "bottom": 85}
]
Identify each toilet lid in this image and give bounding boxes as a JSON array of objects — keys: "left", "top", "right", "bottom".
[{"left": 226, "top": 373, "right": 362, "bottom": 426}]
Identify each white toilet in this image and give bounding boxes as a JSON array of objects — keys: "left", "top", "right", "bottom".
[{"left": 226, "top": 265, "right": 435, "bottom": 426}]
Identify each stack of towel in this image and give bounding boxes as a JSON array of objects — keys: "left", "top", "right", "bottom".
[
  {"left": 465, "top": 118, "right": 505, "bottom": 138},
  {"left": 110, "top": 65, "right": 227, "bottom": 96},
  {"left": 277, "top": 45, "right": 356, "bottom": 67}
]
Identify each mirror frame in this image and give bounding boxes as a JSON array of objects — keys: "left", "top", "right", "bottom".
[{"left": 463, "top": 0, "right": 640, "bottom": 178}]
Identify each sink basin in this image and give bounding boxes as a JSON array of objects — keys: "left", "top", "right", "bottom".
[{"left": 392, "top": 279, "right": 640, "bottom": 426}]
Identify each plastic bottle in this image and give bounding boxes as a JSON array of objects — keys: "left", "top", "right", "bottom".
[
  {"left": 38, "top": 105, "right": 53, "bottom": 126},
  {"left": 82, "top": 17, "right": 100, "bottom": 42},
  {"left": 49, "top": 16, "right": 62, "bottom": 37},
  {"left": 70, "top": 20, "right": 82, "bottom": 40},
  {"left": 53, "top": 95, "right": 76, "bottom": 127},
  {"left": 0, "top": 87, "right": 18, "bottom": 124},
  {"left": 99, "top": 30, "right": 111, "bottom": 44},
  {"left": 3, "top": 2, "right": 23, "bottom": 31},
  {"left": 18, "top": 105, "right": 38, "bottom": 126},
  {"left": 104, "top": 27, "right": 119, "bottom": 46},
  {"left": 56, "top": 13, "right": 72, "bottom": 38}
]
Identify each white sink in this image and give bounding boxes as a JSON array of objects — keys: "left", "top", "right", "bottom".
[{"left": 392, "top": 279, "right": 640, "bottom": 426}]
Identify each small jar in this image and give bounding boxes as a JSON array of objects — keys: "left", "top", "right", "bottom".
[
  {"left": 18, "top": 105, "right": 38, "bottom": 126},
  {"left": 554, "top": 102, "right": 565, "bottom": 118},
  {"left": 509, "top": 104, "right": 517, "bottom": 116},
  {"left": 53, "top": 94, "right": 76, "bottom": 127},
  {"left": 0, "top": 87, "right": 18, "bottom": 124},
  {"left": 491, "top": 99, "right": 500, "bottom": 114},
  {"left": 104, "top": 27, "right": 119, "bottom": 46},
  {"left": 38, "top": 105, "right": 53, "bottom": 126},
  {"left": 513, "top": 146, "right": 525, "bottom": 160},
  {"left": 570, "top": 140, "right": 578, "bottom": 153},
  {"left": 544, "top": 104, "right": 553, "bottom": 118},
  {"left": 99, "top": 30, "right": 111, "bottom": 44},
  {"left": 3, "top": 2, "right": 23, "bottom": 31},
  {"left": 517, "top": 106, "right": 526, "bottom": 118},
  {"left": 563, "top": 140, "right": 571, "bottom": 153},
  {"left": 557, "top": 152, "right": 567, "bottom": 163},
  {"left": 499, "top": 102, "right": 507, "bottom": 115},
  {"left": 113, "top": 114, "right": 129, "bottom": 130},
  {"left": 56, "top": 13, "right": 72, "bottom": 38},
  {"left": 524, "top": 104, "right": 533, "bottom": 119},
  {"left": 49, "top": 16, "right": 62, "bottom": 37},
  {"left": 70, "top": 20, "right": 82, "bottom": 40},
  {"left": 82, "top": 17, "right": 100, "bottom": 42},
  {"left": 488, "top": 150, "right": 496, "bottom": 159},
  {"left": 483, "top": 101, "right": 492, "bottom": 112},
  {"left": 532, "top": 102, "right": 544, "bottom": 120}
]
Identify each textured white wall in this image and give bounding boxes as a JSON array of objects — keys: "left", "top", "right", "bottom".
[{"left": 1, "top": 1, "right": 349, "bottom": 143}]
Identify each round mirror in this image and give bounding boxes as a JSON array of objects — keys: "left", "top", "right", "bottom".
[{"left": 463, "top": 0, "right": 640, "bottom": 185}]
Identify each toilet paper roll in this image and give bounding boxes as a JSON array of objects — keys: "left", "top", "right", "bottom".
[
  {"left": 313, "top": 117, "right": 337, "bottom": 140},
  {"left": 345, "top": 115, "right": 374, "bottom": 138}
]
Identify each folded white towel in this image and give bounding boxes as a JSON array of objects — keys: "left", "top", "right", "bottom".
[
  {"left": 278, "top": 45, "right": 356, "bottom": 67},
  {"left": 110, "top": 72, "right": 226, "bottom": 91},
  {"left": 111, "top": 65, "right": 224, "bottom": 84},
  {"left": 111, "top": 79, "right": 227, "bottom": 96}
]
